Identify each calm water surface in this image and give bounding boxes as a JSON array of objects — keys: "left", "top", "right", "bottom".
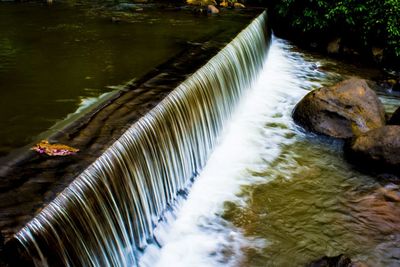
[{"left": 0, "top": 2, "right": 250, "bottom": 157}]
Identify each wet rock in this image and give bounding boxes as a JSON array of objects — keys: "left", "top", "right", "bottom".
[
  {"left": 388, "top": 106, "right": 400, "bottom": 125},
  {"left": 220, "top": 0, "right": 229, "bottom": 7},
  {"left": 327, "top": 38, "right": 341, "bottom": 54},
  {"left": 306, "top": 254, "right": 352, "bottom": 267},
  {"left": 372, "top": 47, "right": 384, "bottom": 63},
  {"left": 207, "top": 5, "right": 219, "bottom": 14},
  {"left": 379, "top": 186, "right": 400, "bottom": 202},
  {"left": 186, "top": 0, "right": 217, "bottom": 5},
  {"left": 350, "top": 184, "right": 400, "bottom": 233},
  {"left": 378, "top": 78, "right": 397, "bottom": 91},
  {"left": 234, "top": 3, "right": 246, "bottom": 9},
  {"left": 307, "top": 255, "right": 369, "bottom": 267},
  {"left": 378, "top": 72, "right": 400, "bottom": 92},
  {"left": 192, "top": 7, "right": 207, "bottom": 15},
  {"left": 346, "top": 125, "right": 400, "bottom": 171},
  {"left": 293, "top": 78, "right": 385, "bottom": 138}
]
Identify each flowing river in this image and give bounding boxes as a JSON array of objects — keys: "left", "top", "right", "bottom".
[
  {"left": 3, "top": 6, "right": 399, "bottom": 266},
  {"left": 141, "top": 37, "right": 400, "bottom": 267}
]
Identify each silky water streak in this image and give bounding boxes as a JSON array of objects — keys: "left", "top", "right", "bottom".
[{"left": 14, "top": 12, "right": 270, "bottom": 267}]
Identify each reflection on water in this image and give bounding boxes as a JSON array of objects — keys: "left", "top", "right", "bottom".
[
  {"left": 0, "top": 2, "right": 251, "bottom": 158},
  {"left": 143, "top": 38, "right": 400, "bottom": 267},
  {"left": 224, "top": 139, "right": 391, "bottom": 266}
]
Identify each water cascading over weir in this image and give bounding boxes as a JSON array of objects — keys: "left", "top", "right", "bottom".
[{"left": 6, "top": 12, "right": 270, "bottom": 266}]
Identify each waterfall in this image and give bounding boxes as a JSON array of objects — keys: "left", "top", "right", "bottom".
[{"left": 14, "top": 12, "right": 269, "bottom": 267}]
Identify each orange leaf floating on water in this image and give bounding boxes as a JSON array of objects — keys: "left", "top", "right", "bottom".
[{"left": 31, "top": 140, "right": 79, "bottom": 156}]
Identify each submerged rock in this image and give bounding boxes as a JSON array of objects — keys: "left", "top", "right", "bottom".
[
  {"left": 293, "top": 78, "right": 385, "bottom": 138},
  {"left": 191, "top": 4, "right": 219, "bottom": 15},
  {"left": 346, "top": 125, "right": 400, "bottom": 171},
  {"left": 379, "top": 185, "right": 400, "bottom": 202},
  {"left": 306, "top": 254, "right": 360, "bottom": 267},
  {"left": 307, "top": 255, "right": 369, "bottom": 267},
  {"left": 114, "top": 3, "right": 145, "bottom": 11},
  {"left": 348, "top": 183, "right": 400, "bottom": 241}
]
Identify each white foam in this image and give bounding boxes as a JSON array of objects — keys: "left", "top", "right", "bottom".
[{"left": 140, "top": 38, "right": 323, "bottom": 267}]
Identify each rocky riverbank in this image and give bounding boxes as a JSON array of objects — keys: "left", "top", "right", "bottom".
[
  {"left": 293, "top": 77, "right": 400, "bottom": 176},
  {"left": 293, "top": 77, "right": 400, "bottom": 267}
]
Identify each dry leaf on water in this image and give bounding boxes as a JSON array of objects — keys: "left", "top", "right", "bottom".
[{"left": 31, "top": 140, "right": 79, "bottom": 156}]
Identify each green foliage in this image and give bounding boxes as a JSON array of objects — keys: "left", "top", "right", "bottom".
[{"left": 271, "top": 0, "right": 400, "bottom": 59}]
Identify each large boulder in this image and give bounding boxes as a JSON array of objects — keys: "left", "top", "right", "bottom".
[
  {"left": 293, "top": 78, "right": 385, "bottom": 138},
  {"left": 346, "top": 125, "right": 400, "bottom": 171}
]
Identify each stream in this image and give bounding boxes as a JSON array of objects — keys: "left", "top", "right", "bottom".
[{"left": 140, "top": 37, "right": 400, "bottom": 267}]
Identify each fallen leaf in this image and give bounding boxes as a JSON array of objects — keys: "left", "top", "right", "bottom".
[{"left": 31, "top": 140, "right": 79, "bottom": 156}]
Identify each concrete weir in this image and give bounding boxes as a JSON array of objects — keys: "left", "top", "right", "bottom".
[{"left": 0, "top": 9, "right": 268, "bottom": 266}]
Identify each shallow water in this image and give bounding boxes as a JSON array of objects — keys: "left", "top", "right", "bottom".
[
  {"left": 0, "top": 2, "right": 251, "bottom": 157},
  {"left": 140, "top": 38, "right": 400, "bottom": 267}
]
